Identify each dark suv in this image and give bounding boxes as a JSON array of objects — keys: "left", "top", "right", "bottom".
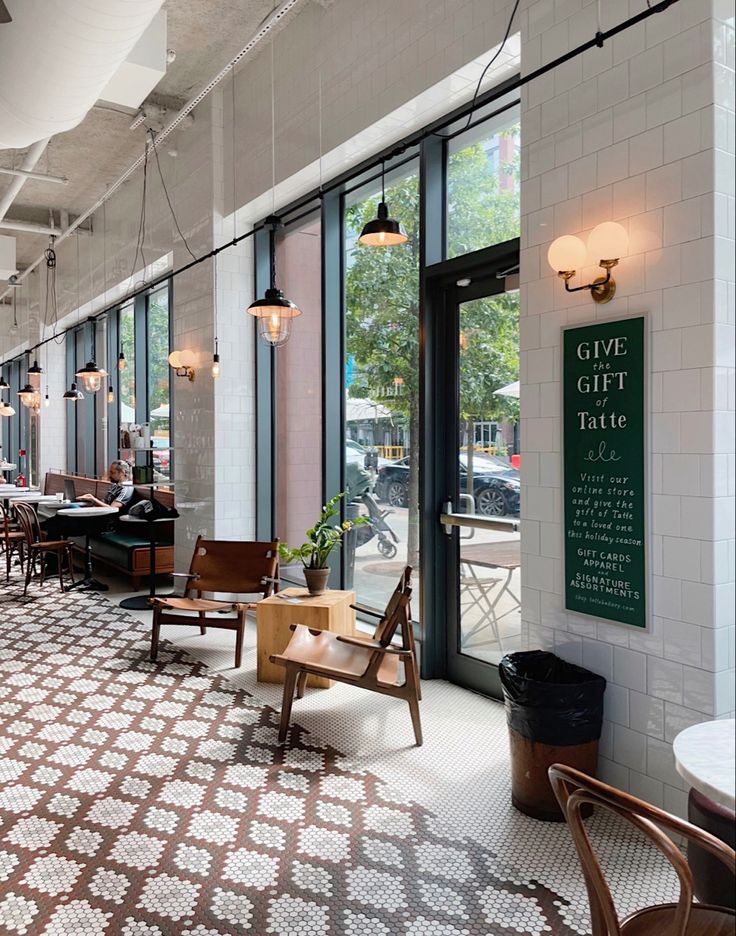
[{"left": 376, "top": 453, "right": 520, "bottom": 516}]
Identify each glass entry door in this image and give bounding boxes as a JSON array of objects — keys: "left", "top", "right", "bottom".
[{"left": 423, "top": 249, "right": 521, "bottom": 698}]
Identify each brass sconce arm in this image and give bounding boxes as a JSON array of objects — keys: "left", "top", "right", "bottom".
[
  {"left": 174, "top": 365, "right": 195, "bottom": 382},
  {"left": 559, "top": 259, "right": 618, "bottom": 305}
]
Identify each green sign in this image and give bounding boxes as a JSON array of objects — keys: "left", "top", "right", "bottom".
[{"left": 563, "top": 316, "right": 646, "bottom": 628}]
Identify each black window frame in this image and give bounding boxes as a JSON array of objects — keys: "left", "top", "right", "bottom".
[{"left": 254, "top": 75, "right": 521, "bottom": 669}]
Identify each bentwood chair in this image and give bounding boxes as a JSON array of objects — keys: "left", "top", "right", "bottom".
[
  {"left": 150, "top": 537, "right": 280, "bottom": 668},
  {"left": 270, "top": 566, "right": 422, "bottom": 746},
  {"left": 13, "top": 502, "right": 76, "bottom": 595},
  {"left": 548, "top": 763, "right": 736, "bottom": 936},
  {"left": 1, "top": 503, "right": 25, "bottom": 583}
]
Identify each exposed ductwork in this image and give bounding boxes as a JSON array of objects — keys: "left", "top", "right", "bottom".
[{"left": 0, "top": 0, "right": 164, "bottom": 149}]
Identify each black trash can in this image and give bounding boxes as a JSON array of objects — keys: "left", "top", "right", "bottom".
[{"left": 499, "top": 650, "right": 606, "bottom": 821}]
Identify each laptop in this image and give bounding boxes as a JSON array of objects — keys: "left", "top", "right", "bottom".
[{"left": 63, "top": 479, "right": 77, "bottom": 502}]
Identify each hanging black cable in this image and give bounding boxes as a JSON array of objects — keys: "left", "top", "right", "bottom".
[{"left": 147, "top": 127, "right": 198, "bottom": 262}]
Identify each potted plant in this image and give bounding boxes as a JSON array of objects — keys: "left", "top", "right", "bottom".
[{"left": 279, "top": 492, "right": 367, "bottom": 596}]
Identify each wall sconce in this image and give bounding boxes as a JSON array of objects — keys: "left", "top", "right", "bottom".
[
  {"left": 168, "top": 350, "right": 195, "bottom": 382},
  {"left": 547, "top": 222, "right": 629, "bottom": 304}
]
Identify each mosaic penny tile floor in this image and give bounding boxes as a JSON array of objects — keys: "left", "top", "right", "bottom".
[{"left": 0, "top": 577, "right": 677, "bottom": 935}]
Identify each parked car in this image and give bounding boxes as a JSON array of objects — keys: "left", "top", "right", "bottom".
[{"left": 376, "top": 453, "right": 520, "bottom": 517}]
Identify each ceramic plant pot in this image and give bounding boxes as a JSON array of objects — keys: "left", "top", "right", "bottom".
[{"left": 304, "top": 567, "right": 330, "bottom": 596}]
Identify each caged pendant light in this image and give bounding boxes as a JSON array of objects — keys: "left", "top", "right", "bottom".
[
  {"left": 75, "top": 324, "right": 107, "bottom": 393},
  {"left": 246, "top": 40, "right": 301, "bottom": 348},
  {"left": 358, "top": 159, "right": 408, "bottom": 247},
  {"left": 247, "top": 217, "right": 301, "bottom": 347}
]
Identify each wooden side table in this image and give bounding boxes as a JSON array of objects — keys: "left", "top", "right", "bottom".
[{"left": 256, "top": 588, "right": 356, "bottom": 688}]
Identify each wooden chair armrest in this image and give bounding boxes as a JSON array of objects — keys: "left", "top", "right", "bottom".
[
  {"left": 335, "top": 634, "right": 411, "bottom": 656},
  {"left": 349, "top": 603, "right": 384, "bottom": 619},
  {"left": 171, "top": 572, "right": 200, "bottom": 579}
]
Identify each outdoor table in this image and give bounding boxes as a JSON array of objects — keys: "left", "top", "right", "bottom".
[
  {"left": 56, "top": 505, "right": 118, "bottom": 592},
  {"left": 118, "top": 514, "right": 176, "bottom": 611},
  {"left": 673, "top": 719, "right": 735, "bottom": 812},
  {"left": 459, "top": 540, "right": 521, "bottom": 650}
]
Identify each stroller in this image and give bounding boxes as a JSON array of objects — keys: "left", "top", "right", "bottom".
[{"left": 346, "top": 462, "right": 400, "bottom": 559}]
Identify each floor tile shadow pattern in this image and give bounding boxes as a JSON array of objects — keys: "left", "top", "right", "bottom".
[{"left": 0, "top": 579, "right": 580, "bottom": 936}]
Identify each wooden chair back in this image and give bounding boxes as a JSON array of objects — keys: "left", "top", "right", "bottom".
[
  {"left": 548, "top": 763, "right": 736, "bottom": 936},
  {"left": 13, "top": 502, "right": 41, "bottom": 546},
  {"left": 0, "top": 503, "right": 13, "bottom": 538},
  {"left": 185, "top": 537, "right": 279, "bottom": 598},
  {"left": 373, "top": 565, "right": 413, "bottom": 647}
]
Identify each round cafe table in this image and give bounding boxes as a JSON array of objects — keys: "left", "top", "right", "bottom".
[
  {"left": 118, "top": 514, "right": 175, "bottom": 611},
  {"left": 56, "top": 506, "right": 118, "bottom": 592},
  {"left": 673, "top": 719, "right": 735, "bottom": 909},
  {"left": 673, "top": 719, "right": 735, "bottom": 812}
]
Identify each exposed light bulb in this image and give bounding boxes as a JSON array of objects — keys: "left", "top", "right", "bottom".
[
  {"left": 107, "top": 386, "right": 115, "bottom": 404},
  {"left": 211, "top": 355, "right": 220, "bottom": 378},
  {"left": 44, "top": 394, "right": 50, "bottom": 408}
]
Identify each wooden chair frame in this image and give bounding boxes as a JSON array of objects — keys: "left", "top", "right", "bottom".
[
  {"left": 13, "top": 502, "right": 75, "bottom": 595},
  {"left": 150, "top": 536, "right": 279, "bottom": 668},
  {"left": 271, "top": 566, "right": 423, "bottom": 746},
  {"left": 549, "top": 763, "right": 736, "bottom": 936},
  {"left": 1, "top": 503, "right": 25, "bottom": 583}
]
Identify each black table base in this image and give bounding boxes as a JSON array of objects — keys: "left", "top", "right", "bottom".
[
  {"left": 118, "top": 514, "right": 176, "bottom": 612},
  {"left": 120, "top": 592, "right": 172, "bottom": 610},
  {"left": 66, "top": 533, "right": 109, "bottom": 592}
]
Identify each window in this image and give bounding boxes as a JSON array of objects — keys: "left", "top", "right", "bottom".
[
  {"left": 116, "top": 282, "right": 172, "bottom": 484},
  {"left": 118, "top": 302, "right": 135, "bottom": 424},
  {"left": 343, "top": 160, "right": 420, "bottom": 612},
  {"left": 274, "top": 212, "right": 322, "bottom": 583},
  {"left": 447, "top": 101, "right": 520, "bottom": 258},
  {"left": 147, "top": 286, "right": 171, "bottom": 481}
]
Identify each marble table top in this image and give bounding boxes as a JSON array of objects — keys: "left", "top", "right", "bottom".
[
  {"left": 673, "top": 719, "right": 735, "bottom": 811},
  {"left": 57, "top": 506, "right": 119, "bottom": 517}
]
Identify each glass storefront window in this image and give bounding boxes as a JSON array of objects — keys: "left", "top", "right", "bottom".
[
  {"left": 343, "top": 161, "right": 420, "bottom": 612},
  {"left": 457, "top": 289, "right": 521, "bottom": 664},
  {"left": 274, "top": 213, "right": 323, "bottom": 585},
  {"left": 147, "top": 287, "right": 171, "bottom": 481},
  {"left": 118, "top": 302, "right": 135, "bottom": 424},
  {"left": 447, "top": 103, "right": 520, "bottom": 258}
]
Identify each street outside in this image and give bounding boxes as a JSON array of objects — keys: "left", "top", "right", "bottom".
[{"left": 351, "top": 504, "right": 523, "bottom": 665}]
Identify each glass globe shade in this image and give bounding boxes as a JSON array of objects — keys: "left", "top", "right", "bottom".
[
  {"left": 168, "top": 351, "right": 183, "bottom": 368},
  {"left": 547, "top": 235, "right": 586, "bottom": 273},
  {"left": 588, "top": 222, "right": 628, "bottom": 264}
]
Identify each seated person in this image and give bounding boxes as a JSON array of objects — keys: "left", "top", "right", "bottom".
[
  {"left": 42, "top": 460, "right": 134, "bottom": 550},
  {"left": 76, "top": 459, "right": 135, "bottom": 514}
]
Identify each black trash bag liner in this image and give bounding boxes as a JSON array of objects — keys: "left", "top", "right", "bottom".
[{"left": 499, "top": 650, "right": 606, "bottom": 747}]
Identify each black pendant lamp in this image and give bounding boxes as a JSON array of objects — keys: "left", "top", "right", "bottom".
[
  {"left": 0, "top": 376, "right": 9, "bottom": 391},
  {"left": 358, "top": 160, "right": 408, "bottom": 247},
  {"left": 63, "top": 382, "right": 84, "bottom": 401},
  {"left": 247, "top": 217, "right": 302, "bottom": 347},
  {"left": 27, "top": 359, "right": 44, "bottom": 379}
]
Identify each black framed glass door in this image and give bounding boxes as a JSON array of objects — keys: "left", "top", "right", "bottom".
[{"left": 421, "top": 241, "right": 520, "bottom": 697}]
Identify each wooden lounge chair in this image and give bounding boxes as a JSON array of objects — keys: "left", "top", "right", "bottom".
[
  {"left": 548, "top": 763, "right": 736, "bottom": 936},
  {"left": 270, "top": 566, "right": 422, "bottom": 746},
  {"left": 150, "top": 537, "right": 279, "bottom": 668}
]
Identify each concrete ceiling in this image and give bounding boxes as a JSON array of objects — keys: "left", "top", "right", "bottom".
[{"left": 0, "top": 0, "right": 299, "bottom": 274}]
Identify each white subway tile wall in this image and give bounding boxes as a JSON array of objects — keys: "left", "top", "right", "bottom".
[{"left": 521, "top": 0, "right": 735, "bottom": 814}]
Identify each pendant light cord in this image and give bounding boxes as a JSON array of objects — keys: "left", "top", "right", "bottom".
[{"left": 431, "top": 0, "right": 521, "bottom": 138}]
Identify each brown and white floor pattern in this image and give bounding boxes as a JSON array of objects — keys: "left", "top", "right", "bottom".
[{"left": 0, "top": 578, "right": 677, "bottom": 935}]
